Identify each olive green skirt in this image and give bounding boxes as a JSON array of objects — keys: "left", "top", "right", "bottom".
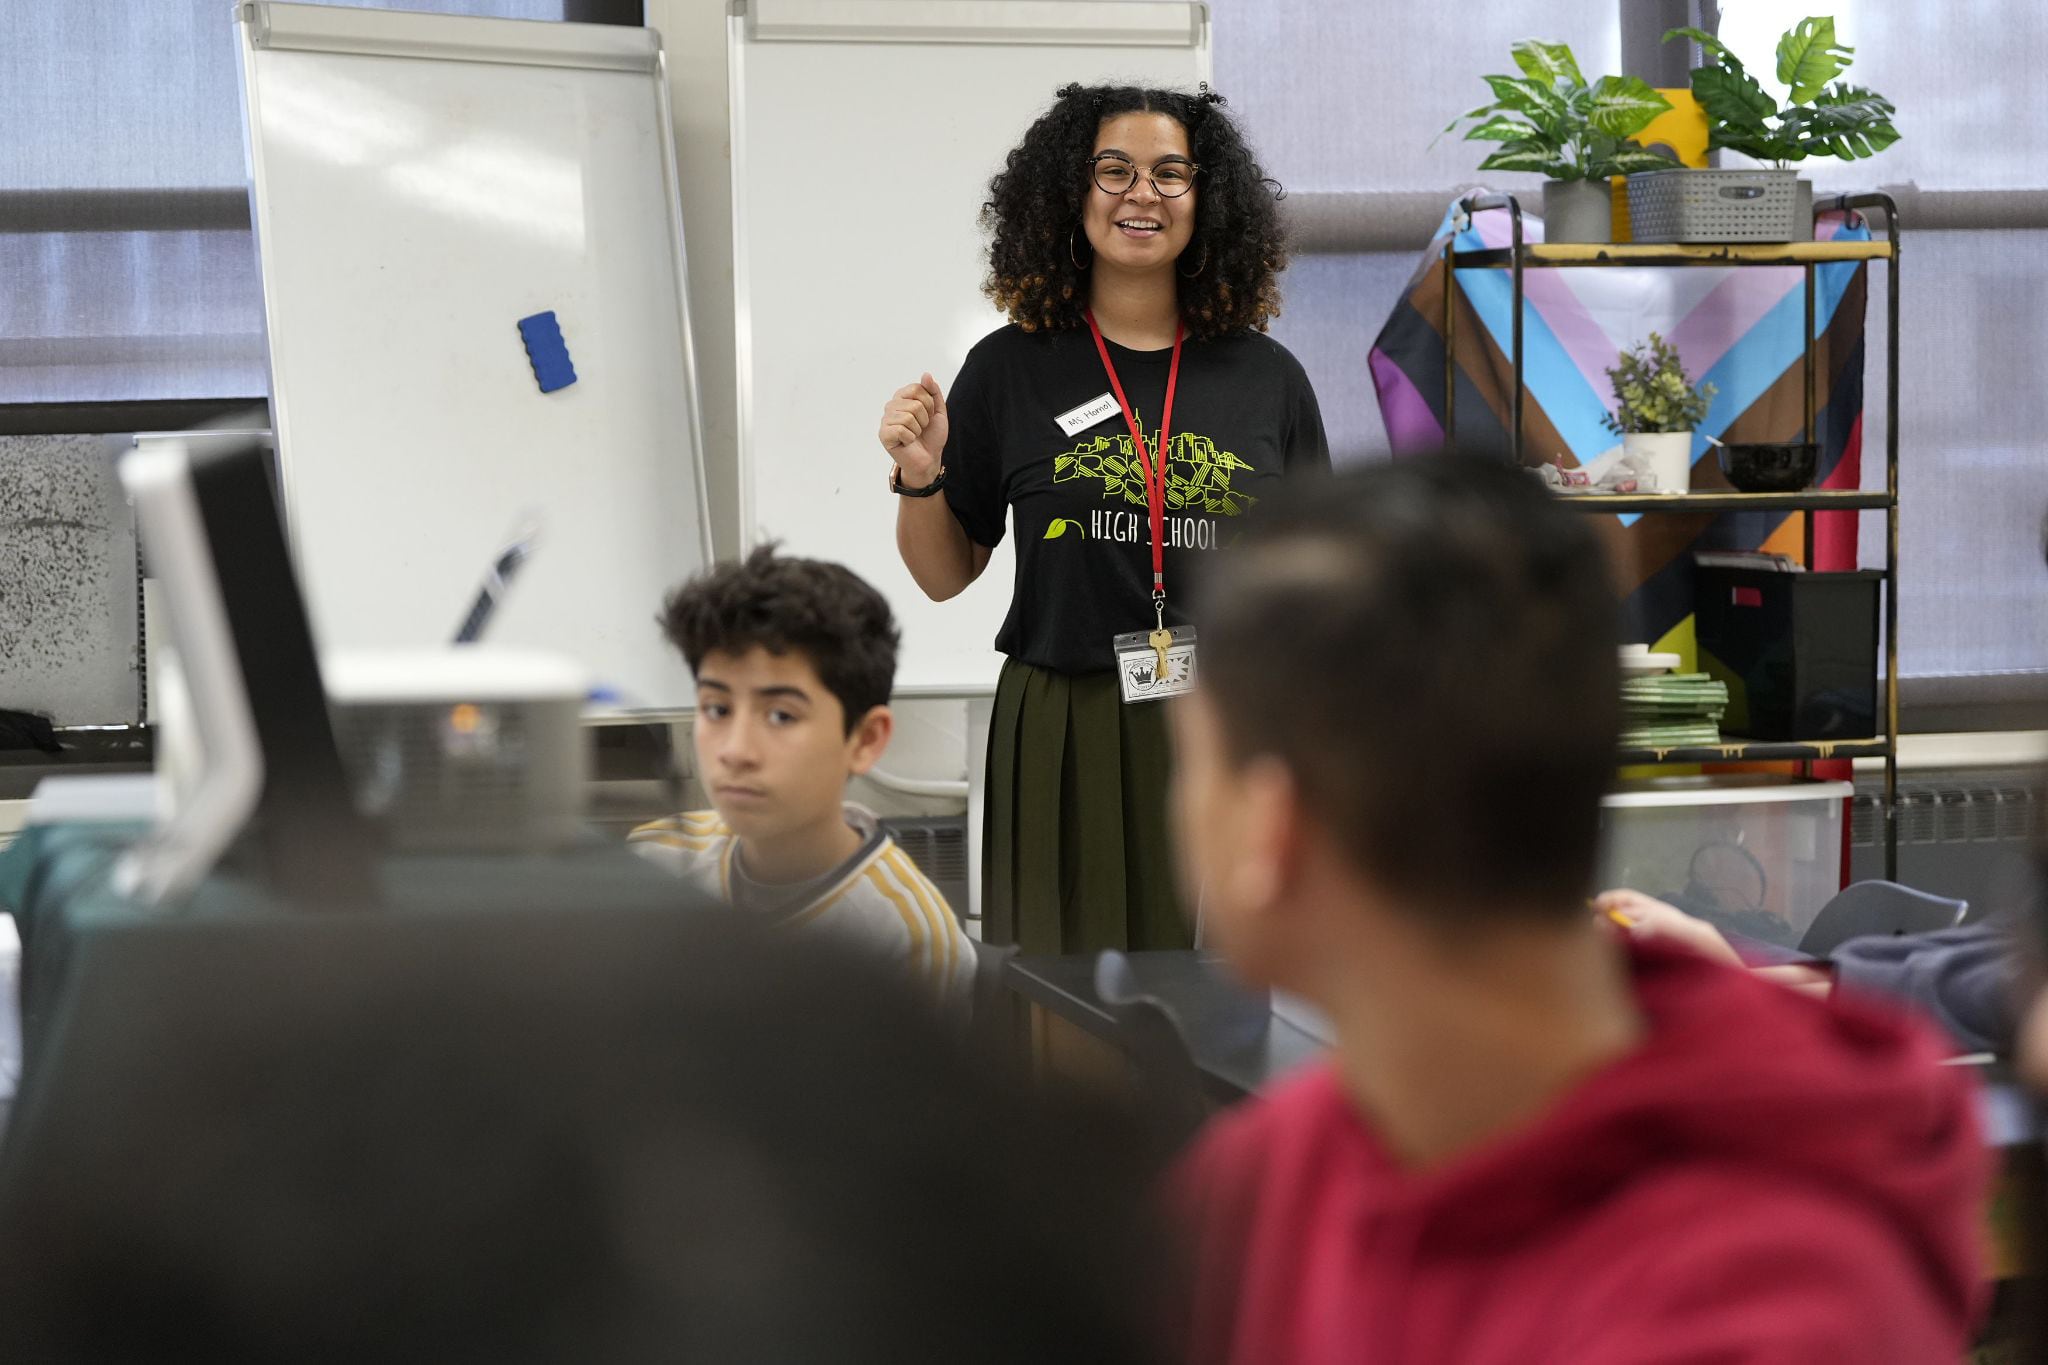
[{"left": 982, "top": 658, "right": 1191, "bottom": 954}]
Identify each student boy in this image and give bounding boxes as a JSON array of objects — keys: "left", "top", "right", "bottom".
[
  {"left": 1168, "top": 456, "right": 1987, "bottom": 1364},
  {"left": 630, "top": 547, "right": 973, "bottom": 1005}
]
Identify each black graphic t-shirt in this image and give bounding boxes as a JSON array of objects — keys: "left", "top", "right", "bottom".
[{"left": 943, "top": 324, "right": 1330, "bottom": 674}]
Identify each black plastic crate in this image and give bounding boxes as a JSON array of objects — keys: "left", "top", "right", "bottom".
[{"left": 1694, "top": 568, "right": 1883, "bottom": 741}]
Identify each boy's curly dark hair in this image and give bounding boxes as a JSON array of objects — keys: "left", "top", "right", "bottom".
[
  {"left": 659, "top": 546, "right": 900, "bottom": 733},
  {"left": 981, "top": 83, "right": 1286, "bottom": 340}
]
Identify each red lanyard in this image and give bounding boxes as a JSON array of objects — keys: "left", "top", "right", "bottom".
[{"left": 1084, "top": 309, "right": 1183, "bottom": 608}]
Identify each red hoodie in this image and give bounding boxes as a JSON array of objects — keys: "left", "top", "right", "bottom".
[{"left": 1174, "top": 940, "right": 1989, "bottom": 1365}]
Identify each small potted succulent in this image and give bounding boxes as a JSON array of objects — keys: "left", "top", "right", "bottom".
[
  {"left": 1630, "top": 16, "right": 1900, "bottom": 243},
  {"left": 1441, "top": 39, "right": 1677, "bottom": 244},
  {"left": 1604, "top": 334, "right": 1715, "bottom": 495}
]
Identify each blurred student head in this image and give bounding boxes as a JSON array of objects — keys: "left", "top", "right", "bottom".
[
  {"left": 1174, "top": 452, "right": 1621, "bottom": 985},
  {"left": 0, "top": 909, "right": 1166, "bottom": 1364}
]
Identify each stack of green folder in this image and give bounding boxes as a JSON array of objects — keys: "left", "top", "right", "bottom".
[{"left": 1620, "top": 672, "right": 1728, "bottom": 748}]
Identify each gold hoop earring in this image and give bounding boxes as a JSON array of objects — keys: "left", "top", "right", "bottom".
[
  {"left": 1178, "top": 242, "right": 1208, "bottom": 278},
  {"left": 1070, "top": 225, "right": 1092, "bottom": 270}
]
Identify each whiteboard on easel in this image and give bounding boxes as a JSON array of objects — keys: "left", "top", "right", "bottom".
[
  {"left": 237, "top": 2, "right": 710, "bottom": 709},
  {"left": 729, "top": 0, "right": 1210, "bottom": 695}
]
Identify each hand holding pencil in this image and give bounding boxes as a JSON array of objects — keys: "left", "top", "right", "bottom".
[{"left": 1592, "top": 890, "right": 1744, "bottom": 967}]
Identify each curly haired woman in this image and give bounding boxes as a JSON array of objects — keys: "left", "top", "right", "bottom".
[{"left": 877, "top": 84, "right": 1329, "bottom": 955}]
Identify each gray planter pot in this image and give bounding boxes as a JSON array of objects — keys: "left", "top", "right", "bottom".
[{"left": 1542, "top": 178, "right": 1612, "bottom": 244}]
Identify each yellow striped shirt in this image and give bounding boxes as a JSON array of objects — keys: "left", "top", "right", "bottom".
[{"left": 627, "top": 804, "right": 974, "bottom": 1006}]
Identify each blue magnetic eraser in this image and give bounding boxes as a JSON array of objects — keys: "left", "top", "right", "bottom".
[{"left": 517, "top": 311, "right": 577, "bottom": 393}]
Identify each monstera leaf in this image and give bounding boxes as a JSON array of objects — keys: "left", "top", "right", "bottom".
[
  {"left": 1689, "top": 62, "right": 1786, "bottom": 160},
  {"left": 1665, "top": 26, "right": 1739, "bottom": 68},
  {"left": 1793, "top": 84, "right": 1901, "bottom": 160},
  {"left": 1666, "top": 17, "right": 1900, "bottom": 167},
  {"left": 1776, "top": 16, "right": 1853, "bottom": 104}
]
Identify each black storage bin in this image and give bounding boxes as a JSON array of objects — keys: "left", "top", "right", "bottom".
[{"left": 1694, "top": 568, "right": 1883, "bottom": 741}]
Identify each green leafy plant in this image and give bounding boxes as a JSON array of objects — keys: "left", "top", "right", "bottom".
[
  {"left": 1440, "top": 38, "right": 1678, "bottom": 182},
  {"left": 1604, "top": 334, "right": 1715, "bottom": 434},
  {"left": 1663, "top": 17, "right": 1899, "bottom": 166}
]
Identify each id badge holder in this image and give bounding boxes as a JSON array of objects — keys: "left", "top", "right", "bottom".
[{"left": 1113, "top": 624, "right": 1198, "bottom": 704}]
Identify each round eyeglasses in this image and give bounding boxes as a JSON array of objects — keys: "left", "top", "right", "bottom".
[{"left": 1088, "top": 154, "right": 1199, "bottom": 199}]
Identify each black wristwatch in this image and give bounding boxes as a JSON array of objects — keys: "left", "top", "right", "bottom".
[{"left": 891, "top": 464, "right": 947, "bottom": 497}]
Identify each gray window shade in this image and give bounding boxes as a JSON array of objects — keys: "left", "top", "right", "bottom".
[
  {"left": 1213, "top": 1, "right": 1621, "bottom": 193},
  {"left": 1853, "top": 230, "right": 2048, "bottom": 690},
  {"left": 0, "top": 228, "right": 270, "bottom": 405},
  {"left": 1, "top": 0, "right": 574, "bottom": 406}
]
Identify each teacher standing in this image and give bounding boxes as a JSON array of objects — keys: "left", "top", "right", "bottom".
[{"left": 879, "top": 84, "right": 1329, "bottom": 954}]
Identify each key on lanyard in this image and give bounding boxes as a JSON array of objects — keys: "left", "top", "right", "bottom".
[{"left": 1148, "top": 598, "right": 1172, "bottom": 682}]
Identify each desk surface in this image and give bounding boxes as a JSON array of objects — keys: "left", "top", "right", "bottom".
[
  {"left": 1008, "top": 950, "right": 2041, "bottom": 1146},
  {"left": 1007, "top": 950, "right": 1326, "bottom": 1102}
]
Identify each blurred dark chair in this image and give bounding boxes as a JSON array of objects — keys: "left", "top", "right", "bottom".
[
  {"left": 1094, "top": 950, "right": 1211, "bottom": 1152},
  {"left": 1798, "top": 879, "right": 1969, "bottom": 958},
  {"left": 968, "top": 936, "right": 1018, "bottom": 1006},
  {"left": 966, "top": 936, "right": 1020, "bottom": 1051}
]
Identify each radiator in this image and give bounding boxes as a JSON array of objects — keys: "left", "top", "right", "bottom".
[
  {"left": 880, "top": 815, "right": 972, "bottom": 922},
  {"left": 1848, "top": 769, "right": 2040, "bottom": 913}
]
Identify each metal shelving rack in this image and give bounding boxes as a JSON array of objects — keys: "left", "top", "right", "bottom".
[{"left": 1440, "top": 191, "right": 1903, "bottom": 876}]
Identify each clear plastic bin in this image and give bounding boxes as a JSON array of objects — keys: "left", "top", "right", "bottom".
[{"left": 1598, "top": 776, "right": 1852, "bottom": 950}]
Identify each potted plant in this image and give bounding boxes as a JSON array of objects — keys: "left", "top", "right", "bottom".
[
  {"left": 1441, "top": 39, "right": 1677, "bottom": 244},
  {"left": 1629, "top": 16, "right": 1899, "bottom": 243},
  {"left": 1604, "top": 334, "right": 1715, "bottom": 494}
]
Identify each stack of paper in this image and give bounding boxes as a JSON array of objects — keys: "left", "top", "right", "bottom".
[
  {"left": 1693, "top": 550, "right": 1802, "bottom": 574},
  {"left": 1621, "top": 673, "right": 1728, "bottom": 748}
]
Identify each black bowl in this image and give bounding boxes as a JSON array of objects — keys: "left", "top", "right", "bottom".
[{"left": 1717, "top": 441, "right": 1817, "bottom": 493}]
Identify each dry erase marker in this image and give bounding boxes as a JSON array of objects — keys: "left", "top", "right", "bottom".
[{"left": 454, "top": 517, "right": 541, "bottom": 644}]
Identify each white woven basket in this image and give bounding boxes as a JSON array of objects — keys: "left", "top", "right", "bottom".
[{"left": 1627, "top": 169, "right": 1807, "bottom": 244}]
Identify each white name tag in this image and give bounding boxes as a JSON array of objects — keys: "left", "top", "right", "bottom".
[{"left": 1054, "top": 392, "right": 1120, "bottom": 438}]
